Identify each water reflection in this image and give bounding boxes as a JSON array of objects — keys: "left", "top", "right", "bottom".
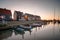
[
  {"left": 58, "top": 24, "right": 60, "bottom": 33},
  {"left": 0, "top": 22, "right": 60, "bottom": 40},
  {"left": 0, "top": 29, "right": 13, "bottom": 40},
  {"left": 14, "top": 30, "right": 25, "bottom": 39}
]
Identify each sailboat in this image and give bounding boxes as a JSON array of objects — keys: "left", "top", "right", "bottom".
[
  {"left": 53, "top": 8, "right": 56, "bottom": 24},
  {"left": 57, "top": 16, "right": 60, "bottom": 23},
  {"left": 58, "top": 20, "right": 60, "bottom": 23}
]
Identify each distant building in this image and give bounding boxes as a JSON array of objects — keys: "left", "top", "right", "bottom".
[
  {"left": 24, "top": 13, "right": 41, "bottom": 21},
  {"left": 13, "top": 11, "right": 23, "bottom": 21},
  {"left": 34, "top": 15, "right": 41, "bottom": 21},
  {"left": 0, "top": 8, "right": 12, "bottom": 21},
  {"left": 13, "top": 11, "right": 41, "bottom": 21},
  {"left": 24, "top": 13, "right": 34, "bottom": 21}
]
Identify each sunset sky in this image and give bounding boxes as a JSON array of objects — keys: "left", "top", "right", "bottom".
[{"left": 0, "top": 0, "right": 60, "bottom": 20}]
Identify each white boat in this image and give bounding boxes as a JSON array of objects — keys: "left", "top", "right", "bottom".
[
  {"left": 14, "top": 28, "right": 24, "bottom": 32},
  {"left": 31, "top": 23, "right": 42, "bottom": 27},
  {"left": 19, "top": 24, "right": 32, "bottom": 30}
]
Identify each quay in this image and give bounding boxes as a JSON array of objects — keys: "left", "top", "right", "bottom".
[
  {"left": 0, "top": 21, "right": 43, "bottom": 30},
  {"left": 6, "top": 21, "right": 43, "bottom": 26}
]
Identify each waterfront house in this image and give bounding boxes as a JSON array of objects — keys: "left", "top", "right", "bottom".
[
  {"left": 13, "top": 11, "right": 41, "bottom": 21},
  {"left": 0, "top": 8, "right": 12, "bottom": 21},
  {"left": 13, "top": 11, "right": 23, "bottom": 21},
  {"left": 34, "top": 15, "right": 41, "bottom": 21},
  {"left": 24, "top": 13, "right": 35, "bottom": 21}
]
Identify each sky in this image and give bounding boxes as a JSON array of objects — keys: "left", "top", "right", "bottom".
[{"left": 0, "top": 0, "right": 60, "bottom": 20}]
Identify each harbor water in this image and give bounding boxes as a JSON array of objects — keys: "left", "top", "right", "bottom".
[{"left": 0, "top": 22, "right": 60, "bottom": 40}]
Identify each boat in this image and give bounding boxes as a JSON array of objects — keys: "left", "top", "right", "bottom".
[
  {"left": 14, "top": 27, "right": 24, "bottom": 32},
  {"left": 14, "top": 28, "right": 25, "bottom": 35},
  {"left": 31, "top": 23, "right": 42, "bottom": 27},
  {"left": 58, "top": 20, "right": 60, "bottom": 23},
  {"left": 19, "top": 24, "right": 32, "bottom": 30}
]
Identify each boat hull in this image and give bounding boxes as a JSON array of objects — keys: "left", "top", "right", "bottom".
[{"left": 19, "top": 25, "right": 32, "bottom": 30}]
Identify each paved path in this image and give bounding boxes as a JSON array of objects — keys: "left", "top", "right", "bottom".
[{"left": 6, "top": 21, "right": 42, "bottom": 26}]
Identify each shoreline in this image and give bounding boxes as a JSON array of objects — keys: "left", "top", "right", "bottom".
[{"left": 0, "top": 20, "right": 46, "bottom": 30}]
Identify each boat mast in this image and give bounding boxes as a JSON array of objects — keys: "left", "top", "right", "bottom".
[
  {"left": 53, "top": 8, "right": 56, "bottom": 23},
  {"left": 54, "top": 8, "right": 55, "bottom": 20}
]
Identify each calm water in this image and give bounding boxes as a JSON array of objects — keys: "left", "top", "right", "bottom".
[{"left": 0, "top": 22, "right": 60, "bottom": 40}]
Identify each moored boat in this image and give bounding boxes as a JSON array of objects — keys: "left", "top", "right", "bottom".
[
  {"left": 31, "top": 23, "right": 42, "bottom": 27},
  {"left": 58, "top": 21, "right": 60, "bottom": 23},
  {"left": 19, "top": 24, "right": 32, "bottom": 30},
  {"left": 14, "top": 27, "right": 24, "bottom": 32}
]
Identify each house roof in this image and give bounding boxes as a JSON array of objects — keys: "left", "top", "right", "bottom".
[{"left": 0, "top": 8, "right": 11, "bottom": 15}]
